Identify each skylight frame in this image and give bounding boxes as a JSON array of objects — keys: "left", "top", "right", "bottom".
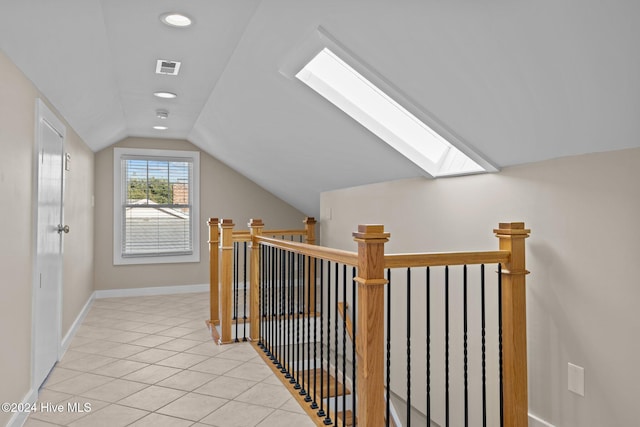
[{"left": 290, "top": 29, "right": 497, "bottom": 178}]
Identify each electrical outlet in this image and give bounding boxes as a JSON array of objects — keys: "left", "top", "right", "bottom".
[{"left": 568, "top": 363, "right": 585, "bottom": 396}]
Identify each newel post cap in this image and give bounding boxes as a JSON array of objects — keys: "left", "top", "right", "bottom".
[
  {"left": 494, "top": 222, "right": 530, "bottom": 237},
  {"left": 248, "top": 218, "right": 264, "bottom": 228},
  {"left": 219, "top": 218, "right": 235, "bottom": 227},
  {"left": 352, "top": 224, "right": 390, "bottom": 242},
  {"left": 207, "top": 217, "right": 219, "bottom": 226}
]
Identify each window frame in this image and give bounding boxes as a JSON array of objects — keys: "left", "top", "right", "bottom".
[
  {"left": 113, "top": 147, "right": 200, "bottom": 265},
  {"left": 296, "top": 47, "right": 487, "bottom": 177}
]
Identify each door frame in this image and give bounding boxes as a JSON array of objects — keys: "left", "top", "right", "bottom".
[{"left": 31, "top": 98, "right": 66, "bottom": 389}]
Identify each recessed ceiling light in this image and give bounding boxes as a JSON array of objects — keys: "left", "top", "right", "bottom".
[
  {"left": 160, "top": 13, "right": 192, "bottom": 28},
  {"left": 153, "top": 91, "right": 177, "bottom": 99},
  {"left": 156, "top": 109, "right": 169, "bottom": 119},
  {"left": 153, "top": 126, "right": 169, "bottom": 130}
]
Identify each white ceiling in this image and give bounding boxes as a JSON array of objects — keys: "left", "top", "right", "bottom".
[{"left": 2, "top": 0, "right": 639, "bottom": 215}]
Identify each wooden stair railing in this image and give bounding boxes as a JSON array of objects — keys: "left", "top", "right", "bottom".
[
  {"left": 211, "top": 220, "right": 530, "bottom": 426},
  {"left": 207, "top": 217, "right": 317, "bottom": 344}
]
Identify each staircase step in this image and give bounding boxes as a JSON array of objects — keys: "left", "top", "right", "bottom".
[
  {"left": 299, "top": 368, "right": 351, "bottom": 398},
  {"left": 337, "top": 410, "right": 355, "bottom": 426}
]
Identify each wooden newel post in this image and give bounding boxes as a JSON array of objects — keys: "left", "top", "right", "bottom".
[
  {"left": 494, "top": 222, "right": 530, "bottom": 427},
  {"left": 219, "top": 219, "right": 235, "bottom": 344},
  {"left": 249, "top": 218, "right": 264, "bottom": 341},
  {"left": 304, "top": 216, "right": 316, "bottom": 245},
  {"left": 304, "top": 217, "right": 317, "bottom": 314},
  {"left": 207, "top": 218, "right": 220, "bottom": 328},
  {"left": 353, "top": 224, "right": 390, "bottom": 427}
]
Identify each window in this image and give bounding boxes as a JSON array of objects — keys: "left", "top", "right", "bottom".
[
  {"left": 113, "top": 148, "right": 199, "bottom": 265},
  {"left": 296, "top": 48, "right": 494, "bottom": 177}
]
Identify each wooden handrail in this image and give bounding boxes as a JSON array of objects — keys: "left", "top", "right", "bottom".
[
  {"left": 234, "top": 228, "right": 308, "bottom": 241},
  {"left": 262, "top": 229, "right": 307, "bottom": 236},
  {"left": 385, "top": 250, "right": 510, "bottom": 268},
  {"left": 255, "top": 235, "right": 359, "bottom": 266},
  {"left": 253, "top": 240, "right": 509, "bottom": 270},
  {"left": 231, "top": 230, "right": 251, "bottom": 242}
]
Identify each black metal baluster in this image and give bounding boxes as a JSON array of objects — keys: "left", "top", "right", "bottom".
[
  {"left": 263, "top": 244, "right": 268, "bottom": 350},
  {"left": 464, "top": 265, "right": 469, "bottom": 427},
  {"left": 324, "top": 261, "right": 333, "bottom": 425},
  {"left": 294, "top": 253, "right": 301, "bottom": 391},
  {"left": 275, "top": 248, "right": 282, "bottom": 369},
  {"left": 258, "top": 245, "right": 264, "bottom": 349},
  {"left": 386, "top": 269, "right": 391, "bottom": 427},
  {"left": 445, "top": 265, "right": 450, "bottom": 427},
  {"left": 284, "top": 249, "right": 290, "bottom": 370},
  {"left": 234, "top": 242, "right": 239, "bottom": 342},
  {"left": 498, "top": 263, "right": 504, "bottom": 427},
  {"left": 282, "top": 248, "right": 289, "bottom": 375},
  {"left": 299, "top": 253, "right": 304, "bottom": 315},
  {"left": 317, "top": 260, "right": 326, "bottom": 419},
  {"left": 426, "top": 267, "right": 431, "bottom": 426},
  {"left": 285, "top": 251, "right": 293, "bottom": 379},
  {"left": 264, "top": 246, "right": 269, "bottom": 357},
  {"left": 266, "top": 246, "right": 272, "bottom": 359},
  {"left": 352, "top": 266, "right": 357, "bottom": 427},
  {"left": 270, "top": 246, "right": 276, "bottom": 361},
  {"left": 290, "top": 252, "right": 296, "bottom": 385},
  {"left": 287, "top": 252, "right": 296, "bottom": 384},
  {"left": 342, "top": 264, "right": 347, "bottom": 426},
  {"left": 272, "top": 247, "right": 278, "bottom": 363},
  {"left": 289, "top": 249, "right": 295, "bottom": 380},
  {"left": 481, "top": 264, "right": 487, "bottom": 427},
  {"left": 263, "top": 246, "right": 269, "bottom": 356},
  {"left": 298, "top": 252, "right": 303, "bottom": 387},
  {"left": 407, "top": 268, "right": 411, "bottom": 427},
  {"left": 243, "top": 242, "right": 248, "bottom": 341},
  {"left": 311, "top": 258, "right": 319, "bottom": 410},
  {"left": 334, "top": 263, "right": 339, "bottom": 426},
  {"left": 305, "top": 255, "right": 313, "bottom": 403},
  {"left": 300, "top": 255, "right": 308, "bottom": 398}
]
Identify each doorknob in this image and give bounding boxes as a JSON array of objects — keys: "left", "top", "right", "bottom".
[{"left": 57, "top": 224, "right": 70, "bottom": 234}]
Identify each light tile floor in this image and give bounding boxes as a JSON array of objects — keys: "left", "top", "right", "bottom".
[{"left": 25, "top": 292, "right": 315, "bottom": 427}]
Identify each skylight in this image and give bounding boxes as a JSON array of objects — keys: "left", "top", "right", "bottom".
[{"left": 296, "top": 48, "right": 487, "bottom": 177}]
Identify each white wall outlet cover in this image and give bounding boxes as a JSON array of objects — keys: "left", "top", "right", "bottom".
[{"left": 568, "top": 363, "right": 585, "bottom": 396}]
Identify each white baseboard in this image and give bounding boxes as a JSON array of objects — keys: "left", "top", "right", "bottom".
[
  {"left": 530, "top": 412, "right": 556, "bottom": 427},
  {"left": 60, "top": 292, "right": 95, "bottom": 355},
  {"left": 94, "top": 283, "right": 209, "bottom": 299},
  {"left": 7, "top": 387, "right": 37, "bottom": 427}
]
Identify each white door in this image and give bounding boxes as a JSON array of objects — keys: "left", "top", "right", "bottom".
[{"left": 33, "top": 99, "right": 66, "bottom": 388}]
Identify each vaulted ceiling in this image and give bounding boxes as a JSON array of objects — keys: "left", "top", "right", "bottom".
[{"left": 2, "top": 0, "right": 639, "bottom": 215}]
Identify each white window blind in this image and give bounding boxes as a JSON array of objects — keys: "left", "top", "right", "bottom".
[{"left": 113, "top": 148, "right": 200, "bottom": 265}]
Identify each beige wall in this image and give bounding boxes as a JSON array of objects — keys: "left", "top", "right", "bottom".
[
  {"left": 0, "top": 50, "right": 95, "bottom": 425},
  {"left": 0, "top": 49, "right": 38, "bottom": 427},
  {"left": 320, "top": 148, "right": 640, "bottom": 427},
  {"left": 94, "top": 137, "right": 305, "bottom": 290}
]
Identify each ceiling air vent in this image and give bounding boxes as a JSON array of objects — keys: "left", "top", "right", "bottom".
[{"left": 156, "top": 59, "right": 181, "bottom": 75}]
